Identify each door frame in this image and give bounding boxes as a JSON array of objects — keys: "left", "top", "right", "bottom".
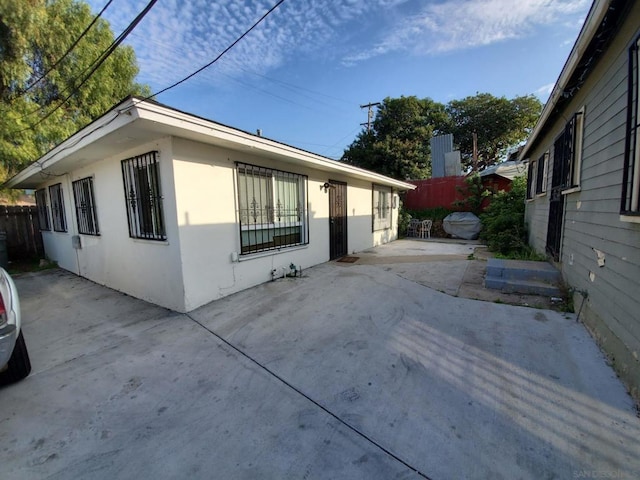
[{"left": 328, "top": 180, "right": 348, "bottom": 260}]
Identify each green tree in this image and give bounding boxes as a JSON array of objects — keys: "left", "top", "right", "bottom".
[
  {"left": 452, "top": 172, "right": 491, "bottom": 215},
  {"left": 447, "top": 93, "right": 542, "bottom": 172},
  {"left": 0, "top": 0, "right": 149, "bottom": 181},
  {"left": 342, "top": 96, "right": 450, "bottom": 180}
]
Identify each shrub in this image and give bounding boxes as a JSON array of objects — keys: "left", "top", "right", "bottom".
[
  {"left": 398, "top": 206, "right": 412, "bottom": 236},
  {"left": 405, "top": 206, "right": 456, "bottom": 222},
  {"left": 452, "top": 173, "right": 492, "bottom": 215},
  {"left": 480, "top": 176, "right": 531, "bottom": 256}
]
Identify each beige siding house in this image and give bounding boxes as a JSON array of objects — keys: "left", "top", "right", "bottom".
[
  {"left": 521, "top": 0, "right": 640, "bottom": 398},
  {"left": 7, "top": 97, "right": 414, "bottom": 312}
]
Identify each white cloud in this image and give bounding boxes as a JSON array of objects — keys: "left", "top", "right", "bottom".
[
  {"left": 86, "top": 0, "right": 589, "bottom": 91},
  {"left": 342, "top": 0, "right": 591, "bottom": 64},
  {"left": 534, "top": 82, "right": 555, "bottom": 100},
  {"left": 87, "top": 0, "right": 410, "bottom": 91}
]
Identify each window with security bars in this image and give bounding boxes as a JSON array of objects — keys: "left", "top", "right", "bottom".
[
  {"left": 72, "top": 177, "right": 99, "bottom": 235},
  {"left": 622, "top": 34, "right": 640, "bottom": 215},
  {"left": 121, "top": 151, "right": 166, "bottom": 240},
  {"left": 373, "top": 184, "right": 392, "bottom": 231},
  {"left": 49, "top": 183, "right": 67, "bottom": 232},
  {"left": 236, "top": 162, "right": 308, "bottom": 254},
  {"left": 526, "top": 160, "right": 536, "bottom": 200},
  {"left": 35, "top": 188, "right": 51, "bottom": 231},
  {"left": 553, "top": 109, "right": 584, "bottom": 192},
  {"left": 535, "top": 151, "right": 548, "bottom": 195}
]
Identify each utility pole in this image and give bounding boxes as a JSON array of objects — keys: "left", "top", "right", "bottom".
[
  {"left": 360, "top": 102, "right": 380, "bottom": 133},
  {"left": 472, "top": 131, "right": 479, "bottom": 172}
]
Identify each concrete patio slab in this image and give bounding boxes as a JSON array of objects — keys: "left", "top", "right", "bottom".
[
  {"left": 191, "top": 262, "right": 640, "bottom": 479},
  {"left": 1, "top": 241, "right": 639, "bottom": 479}
]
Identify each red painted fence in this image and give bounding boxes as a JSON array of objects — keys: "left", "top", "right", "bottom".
[
  {"left": 403, "top": 175, "right": 513, "bottom": 211},
  {"left": 404, "top": 176, "right": 467, "bottom": 210}
]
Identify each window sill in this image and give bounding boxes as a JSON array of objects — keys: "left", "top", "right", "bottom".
[
  {"left": 130, "top": 238, "right": 169, "bottom": 245},
  {"left": 238, "top": 244, "right": 308, "bottom": 262},
  {"left": 535, "top": 192, "right": 547, "bottom": 198},
  {"left": 562, "top": 186, "right": 581, "bottom": 195},
  {"left": 620, "top": 214, "right": 640, "bottom": 224}
]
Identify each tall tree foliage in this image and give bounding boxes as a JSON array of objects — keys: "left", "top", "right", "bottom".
[
  {"left": 0, "top": 0, "right": 149, "bottom": 181},
  {"left": 342, "top": 96, "right": 450, "bottom": 180},
  {"left": 342, "top": 93, "right": 542, "bottom": 179},
  {"left": 447, "top": 93, "right": 542, "bottom": 172}
]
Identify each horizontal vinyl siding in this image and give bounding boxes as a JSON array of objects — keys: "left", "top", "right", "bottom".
[
  {"left": 561, "top": 20, "right": 640, "bottom": 359},
  {"left": 526, "top": 8, "right": 640, "bottom": 380}
]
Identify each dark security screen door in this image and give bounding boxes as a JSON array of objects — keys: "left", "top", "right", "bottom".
[
  {"left": 329, "top": 180, "right": 347, "bottom": 260},
  {"left": 546, "top": 125, "right": 572, "bottom": 261}
]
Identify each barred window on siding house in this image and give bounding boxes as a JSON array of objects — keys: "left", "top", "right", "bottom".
[
  {"left": 49, "top": 183, "right": 67, "bottom": 232},
  {"left": 72, "top": 177, "right": 99, "bottom": 235},
  {"left": 535, "top": 152, "right": 549, "bottom": 195},
  {"left": 622, "top": 34, "right": 640, "bottom": 215},
  {"left": 121, "top": 151, "right": 166, "bottom": 240},
  {"left": 526, "top": 160, "right": 535, "bottom": 200},
  {"left": 35, "top": 188, "right": 51, "bottom": 231},
  {"left": 236, "top": 162, "right": 308, "bottom": 255}
]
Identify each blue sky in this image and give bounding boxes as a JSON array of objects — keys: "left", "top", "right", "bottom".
[{"left": 85, "top": 0, "right": 592, "bottom": 159}]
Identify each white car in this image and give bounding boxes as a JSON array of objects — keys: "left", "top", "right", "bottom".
[{"left": 0, "top": 267, "right": 31, "bottom": 384}]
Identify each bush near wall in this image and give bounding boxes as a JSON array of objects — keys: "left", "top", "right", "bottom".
[{"left": 479, "top": 176, "right": 543, "bottom": 259}]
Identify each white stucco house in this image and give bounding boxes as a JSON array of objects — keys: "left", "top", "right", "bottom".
[{"left": 7, "top": 97, "right": 414, "bottom": 312}]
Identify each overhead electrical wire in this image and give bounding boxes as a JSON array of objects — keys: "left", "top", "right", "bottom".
[
  {"left": 14, "top": 0, "right": 159, "bottom": 133},
  {"left": 16, "top": 0, "right": 115, "bottom": 98},
  {"left": 134, "top": 0, "right": 287, "bottom": 103}
]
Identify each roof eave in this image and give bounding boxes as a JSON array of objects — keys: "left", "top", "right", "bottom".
[
  {"left": 6, "top": 97, "right": 414, "bottom": 191},
  {"left": 4, "top": 97, "right": 139, "bottom": 189},
  {"left": 519, "top": 0, "right": 611, "bottom": 160}
]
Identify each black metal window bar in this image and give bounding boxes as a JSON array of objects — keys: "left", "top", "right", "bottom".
[
  {"left": 121, "top": 151, "right": 166, "bottom": 241},
  {"left": 72, "top": 177, "right": 99, "bottom": 235},
  {"left": 35, "top": 188, "right": 51, "bottom": 231},
  {"left": 622, "top": 34, "right": 640, "bottom": 215},
  {"left": 535, "top": 152, "right": 548, "bottom": 195},
  {"left": 526, "top": 160, "right": 535, "bottom": 199},
  {"left": 373, "top": 184, "right": 391, "bottom": 231},
  {"left": 236, "top": 162, "right": 308, "bottom": 255},
  {"left": 48, "top": 183, "right": 67, "bottom": 232},
  {"left": 552, "top": 112, "right": 581, "bottom": 192}
]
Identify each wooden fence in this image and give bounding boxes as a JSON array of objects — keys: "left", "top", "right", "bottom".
[{"left": 0, "top": 206, "right": 44, "bottom": 260}]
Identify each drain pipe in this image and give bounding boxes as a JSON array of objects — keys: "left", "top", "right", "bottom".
[{"left": 575, "top": 289, "right": 588, "bottom": 322}]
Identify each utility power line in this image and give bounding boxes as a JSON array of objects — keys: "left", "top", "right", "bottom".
[
  {"left": 16, "top": 0, "right": 115, "bottom": 99},
  {"left": 360, "top": 102, "right": 380, "bottom": 132},
  {"left": 15, "top": 0, "right": 159, "bottom": 134},
  {"left": 135, "top": 0, "right": 286, "bottom": 102}
]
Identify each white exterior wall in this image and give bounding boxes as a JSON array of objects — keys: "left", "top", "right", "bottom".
[
  {"left": 41, "top": 138, "right": 186, "bottom": 311},
  {"left": 37, "top": 176, "right": 78, "bottom": 275},
  {"left": 172, "top": 137, "right": 399, "bottom": 311},
  {"left": 35, "top": 134, "right": 401, "bottom": 313}
]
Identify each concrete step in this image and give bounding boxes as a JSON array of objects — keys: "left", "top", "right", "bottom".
[
  {"left": 484, "top": 276, "right": 562, "bottom": 296},
  {"left": 486, "top": 258, "right": 561, "bottom": 283}
]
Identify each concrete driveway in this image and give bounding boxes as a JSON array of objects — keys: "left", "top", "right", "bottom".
[{"left": 2, "top": 241, "right": 639, "bottom": 479}]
